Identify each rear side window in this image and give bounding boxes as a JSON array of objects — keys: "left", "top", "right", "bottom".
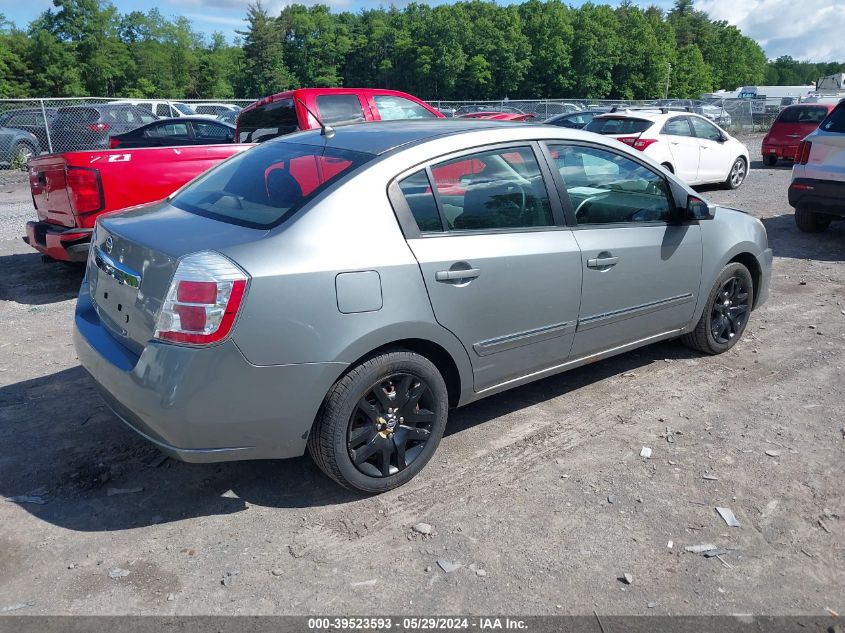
[
  {"left": 820, "top": 104, "right": 845, "bottom": 133},
  {"left": 373, "top": 95, "right": 437, "bottom": 121},
  {"left": 315, "top": 95, "right": 366, "bottom": 126},
  {"left": 398, "top": 171, "right": 441, "bottom": 232},
  {"left": 584, "top": 117, "right": 652, "bottom": 135},
  {"left": 777, "top": 107, "right": 830, "bottom": 124},
  {"left": 171, "top": 141, "right": 374, "bottom": 229},
  {"left": 145, "top": 122, "right": 189, "bottom": 138},
  {"left": 429, "top": 146, "right": 553, "bottom": 231},
  {"left": 237, "top": 99, "right": 299, "bottom": 143},
  {"left": 155, "top": 104, "right": 171, "bottom": 117}
]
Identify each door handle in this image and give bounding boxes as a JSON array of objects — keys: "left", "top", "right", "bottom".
[
  {"left": 435, "top": 268, "right": 481, "bottom": 282},
  {"left": 587, "top": 256, "right": 619, "bottom": 269}
]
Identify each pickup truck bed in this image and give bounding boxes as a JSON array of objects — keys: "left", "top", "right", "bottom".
[{"left": 25, "top": 144, "right": 249, "bottom": 261}]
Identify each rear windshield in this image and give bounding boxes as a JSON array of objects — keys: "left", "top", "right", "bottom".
[
  {"left": 171, "top": 141, "right": 374, "bottom": 229},
  {"left": 777, "top": 106, "right": 830, "bottom": 124},
  {"left": 584, "top": 117, "right": 652, "bottom": 135},
  {"left": 56, "top": 107, "right": 99, "bottom": 124},
  {"left": 238, "top": 99, "right": 299, "bottom": 143},
  {"left": 820, "top": 104, "right": 845, "bottom": 133}
]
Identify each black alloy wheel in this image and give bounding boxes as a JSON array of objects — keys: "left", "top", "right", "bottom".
[
  {"left": 347, "top": 373, "right": 435, "bottom": 478},
  {"left": 709, "top": 274, "right": 750, "bottom": 345}
]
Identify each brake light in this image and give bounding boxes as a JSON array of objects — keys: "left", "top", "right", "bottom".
[
  {"left": 631, "top": 138, "right": 658, "bottom": 151},
  {"left": 796, "top": 140, "right": 812, "bottom": 164},
  {"left": 88, "top": 122, "right": 110, "bottom": 133},
  {"left": 109, "top": 137, "right": 121, "bottom": 148},
  {"left": 154, "top": 252, "right": 249, "bottom": 346},
  {"left": 617, "top": 136, "right": 637, "bottom": 146},
  {"left": 65, "top": 167, "right": 103, "bottom": 214}
]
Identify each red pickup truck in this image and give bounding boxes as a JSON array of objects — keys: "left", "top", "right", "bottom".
[{"left": 25, "top": 88, "right": 442, "bottom": 261}]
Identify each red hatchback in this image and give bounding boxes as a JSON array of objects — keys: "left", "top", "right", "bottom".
[{"left": 762, "top": 104, "right": 835, "bottom": 165}]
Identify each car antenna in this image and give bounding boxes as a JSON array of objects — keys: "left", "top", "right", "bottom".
[{"left": 296, "top": 98, "right": 335, "bottom": 139}]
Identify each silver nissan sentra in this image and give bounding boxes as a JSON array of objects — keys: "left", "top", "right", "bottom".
[{"left": 74, "top": 119, "right": 773, "bottom": 492}]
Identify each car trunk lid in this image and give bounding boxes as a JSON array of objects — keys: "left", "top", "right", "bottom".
[
  {"left": 88, "top": 202, "right": 265, "bottom": 354},
  {"left": 28, "top": 154, "right": 75, "bottom": 227},
  {"left": 806, "top": 129, "right": 845, "bottom": 181}
]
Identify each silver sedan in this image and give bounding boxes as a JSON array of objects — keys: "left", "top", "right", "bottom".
[{"left": 74, "top": 120, "right": 773, "bottom": 492}]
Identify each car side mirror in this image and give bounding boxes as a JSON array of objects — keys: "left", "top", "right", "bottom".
[{"left": 685, "top": 195, "right": 715, "bottom": 221}]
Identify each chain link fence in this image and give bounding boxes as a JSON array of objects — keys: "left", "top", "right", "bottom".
[{"left": 0, "top": 95, "right": 777, "bottom": 169}]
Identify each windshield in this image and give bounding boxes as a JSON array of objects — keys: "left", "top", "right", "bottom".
[
  {"left": 171, "top": 141, "right": 375, "bottom": 229},
  {"left": 584, "top": 117, "right": 652, "bottom": 135},
  {"left": 777, "top": 106, "right": 830, "bottom": 124},
  {"left": 174, "top": 103, "right": 195, "bottom": 115},
  {"left": 238, "top": 99, "right": 299, "bottom": 143}
]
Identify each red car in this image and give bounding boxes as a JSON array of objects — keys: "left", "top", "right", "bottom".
[
  {"left": 762, "top": 104, "right": 835, "bottom": 165},
  {"left": 236, "top": 88, "right": 443, "bottom": 142}
]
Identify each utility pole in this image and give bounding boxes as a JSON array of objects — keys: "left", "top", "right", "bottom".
[{"left": 664, "top": 62, "right": 672, "bottom": 99}]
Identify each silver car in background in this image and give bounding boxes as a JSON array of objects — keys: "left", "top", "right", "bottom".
[{"left": 74, "top": 120, "right": 773, "bottom": 493}]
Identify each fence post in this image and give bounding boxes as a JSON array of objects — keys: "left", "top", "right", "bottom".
[{"left": 40, "top": 98, "right": 53, "bottom": 154}]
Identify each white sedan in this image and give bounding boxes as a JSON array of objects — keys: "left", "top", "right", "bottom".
[{"left": 584, "top": 109, "right": 750, "bottom": 189}]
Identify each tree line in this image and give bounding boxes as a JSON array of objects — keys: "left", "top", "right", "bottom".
[{"left": 1, "top": 0, "right": 843, "bottom": 102}]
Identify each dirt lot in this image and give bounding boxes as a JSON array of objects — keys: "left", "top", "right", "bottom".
[{"left": 0, "top": 137, "right": 843, "bottom": 616}]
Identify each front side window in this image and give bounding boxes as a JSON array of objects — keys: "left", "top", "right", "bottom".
[
  {"left": 690, "top": 117, "right": 723, "bottom": 141},
  {"left": 315, "top": 95, "right": 366, "bottom": 126},
  {"left": 662, "top": 117, "right": 694, "bottom": 137},
  {"left": 155, "top": 104, "right": 170, "bottom": 117},
  {"left": 398, "top": 170, "right": 441, "bottom": 232},
  {"left": 374, "top": 95, "right": 437, "bottom": 121},
  {"left": 547, "top": 144, "right": 672, "bottom": 225},
  {"left": 171, "top": 141, "right": 374, "bottom": 229},
  {"left": 429, "top": 146, "right": 553, "bottom": 231},
  {"left": 193, "top": 121, "right": 231, "bottom": 139}
]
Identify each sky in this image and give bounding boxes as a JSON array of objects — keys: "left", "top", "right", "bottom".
[{"left": 3, "top": 0, "right": 844, "bottom": 62}]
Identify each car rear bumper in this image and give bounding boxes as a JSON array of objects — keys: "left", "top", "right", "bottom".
[
  {"left": 762, "top": 143, "right": 798, "bottom": 160},
  {"left": 73, "top": 280, "right": 346, "bottom": 463},
  {"left": 788, "top": 178, "right": 845, "bottom": 217},
  {"left": 24, "top": 221, "right": 92, "bottom": 262}
]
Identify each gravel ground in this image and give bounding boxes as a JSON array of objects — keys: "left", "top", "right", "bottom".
[{"left": 0, "top": 137, "right": 843, "bottom": 616}]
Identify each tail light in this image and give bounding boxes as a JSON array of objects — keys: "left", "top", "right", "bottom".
[
  {"left": 154, "top": 251, "right": 249, "bottom": 346},
  {"left": 109, "top": 137, "right": 121, "bottom": 148},
  {"left": 88, "top": 122, "right": 110, "bottom": 133},
  {"left": 631, "top": 138, "right": 658, "bottom": 151},
  {"left": 617, "top": 136, "right": 637, "bottom": 146},
  {"left": 796, "top": 140, "right": 812, "bottom": 164},
  {"left": 65, "top": 166, "right": 103, "bottom": 214}
]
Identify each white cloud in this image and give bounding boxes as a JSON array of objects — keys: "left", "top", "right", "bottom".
[{"left": 695, "top": 0, "right": 845, "bottom": 61}]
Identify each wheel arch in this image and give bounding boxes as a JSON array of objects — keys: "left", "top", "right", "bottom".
[
  {"left": 728, "top": 251, "right": 762, "bottom": 309},
  {"left": 330, "top": 323, "right": 474, "bottom": 409}
]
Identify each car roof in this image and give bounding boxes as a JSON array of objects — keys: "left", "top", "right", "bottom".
[
  {"left": 276, "top": 119, "right": 591, "bottom": 155},
  {"left": 145, "top": 117, "right": 233, "bottom": 126}
]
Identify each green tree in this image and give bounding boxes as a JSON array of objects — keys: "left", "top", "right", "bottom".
[
  {"left": 239, "top": 1, "right": 295, "bottom": 95},
  {"left": 670, "top": 44, "right": 712, "bottom": 97},
  {"left": 518, "top": 0, "right": 573, "bottom": 97},
  {"left": 570, "top": 3, "right": 620, "bottom": 98}
]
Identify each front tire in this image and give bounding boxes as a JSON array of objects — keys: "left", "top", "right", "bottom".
[
  {"left": 682, "top": 263, "right": 754, "bottom": 355},
  {"left": 308, "top": 351, "right": 448, "bottom": 493},
  {"left": 795, "top": 207, "right": 831, "bottom": 233}
]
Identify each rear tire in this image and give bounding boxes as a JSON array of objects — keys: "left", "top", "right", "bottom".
[
  {"left": 795, "top": 207, "right": 830, "bottom": 233},
  {"left": 682, "top": 263, "right": 754, "bottom": 355},
  {"left": 307, "top": 351, "right": 448, "bottom": 493},
  {"left": 12, "top": 142, "right": 35, "bottom": 169},
  {"left": 764, "top": 154, "right": 778, "bottom": 166},
  {"left": 724, "top": 157, "right": 747, "bottom": 189}
]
